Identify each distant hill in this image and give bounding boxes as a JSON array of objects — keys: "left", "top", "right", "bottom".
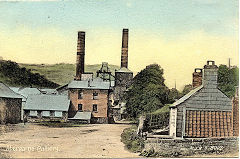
[
  {"left": 19, "top": 63, "right": 120, "bottom": 86},
  {"left": 0, "top": 60, "right": 59, "bottom": 88}
]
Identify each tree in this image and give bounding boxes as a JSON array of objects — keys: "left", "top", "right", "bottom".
[
  {"left": 125, "top": 64, "right": 170, "bottom": 118},
  {"left": 180, "top": 84, "right": 193, "bottom": 97},
  {"left": 218, "top": 65, "right": 239, "bottom": 98},
  {"left": 168, "top": 88, "right": 181, "bottom": 103}
]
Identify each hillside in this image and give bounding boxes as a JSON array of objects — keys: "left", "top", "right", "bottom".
[
  {"left": 19, "top": 63, "right": 120, "bottom": 86},
  {"left": 0, "top": 60, "right": 59, "bottom": 88}
]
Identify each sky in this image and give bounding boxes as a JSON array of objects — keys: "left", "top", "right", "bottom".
[{"left": 0, "top": 0, "right": 238, "bottom": 90}]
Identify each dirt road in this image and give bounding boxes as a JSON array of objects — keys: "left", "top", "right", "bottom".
[{"left": 0, "top": 123, "right": 140, "bottom": 158}]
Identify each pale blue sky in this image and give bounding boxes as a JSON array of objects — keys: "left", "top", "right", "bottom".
[
  {"left": 0, "top": 0, "right": 238, "bottom": 37},
  {"left": 0, "top": 0, "right": 238, "bottom": 89}
]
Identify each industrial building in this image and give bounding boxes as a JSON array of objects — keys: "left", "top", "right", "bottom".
[
  {"left": 57, "top": 29, "right": 133, "bottom": 123},
  {"left": 0, "top": 83, "right": 23, "bottom": 124},
  {"left": 24, "top": 94, "right": 70, "bottom": 122},
  {"left": 169, "top": 61, "right": 233, "bottom": 138}
]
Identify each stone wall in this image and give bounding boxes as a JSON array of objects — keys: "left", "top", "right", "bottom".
[
  {"left": 0, "top": 97, "right": 21, "bottom": 124},
  {"left": 144, "top": 137, "right": 238, "bottom": 157}
]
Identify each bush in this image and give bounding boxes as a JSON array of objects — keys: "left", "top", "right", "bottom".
[{"left": 121, "top": 126, "right": 145, "bottom": 153}]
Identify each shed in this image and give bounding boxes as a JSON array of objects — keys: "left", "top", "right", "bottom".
[
  {"left": 0, "top": 83, "right": 23, "bottom": 124},
  {"left": 24, "top": 94, "right": 70, "bottom": 121},
  {"left": 68, "top": 111, "right": 91, "bottom": 123},
  {"left": 169, "top": 61, "right": 233, "bottom": 138}
]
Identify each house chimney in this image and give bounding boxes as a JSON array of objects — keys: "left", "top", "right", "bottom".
[
  {"left": 121, "top": 29, "right": 128, "bottom": 68},
  {"left": 192, "top": 68, "right": 202, "bottom": 88},
  {"left": 203, "top": 60, "right": 218, "bottom": 88},
  {"left": 75, "top": 31, "right": 85, "bottom": 80}
]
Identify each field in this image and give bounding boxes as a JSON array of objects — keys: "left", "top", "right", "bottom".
[{"left": 19, "top": 63, "right": 119, "bottom": 86}]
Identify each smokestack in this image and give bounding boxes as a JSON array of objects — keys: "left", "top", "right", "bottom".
[
  {"left": 121, "top": 29, "right": 128, "bottom": 68},
  {"left": 75, "top": 31, "right": 85, "bottom": 80},
  {"left": 203, "top": 60, "right": 218, "bottom": 88},
  {"left": 192, "top": 68, "right": 203, "bottom": 88}
]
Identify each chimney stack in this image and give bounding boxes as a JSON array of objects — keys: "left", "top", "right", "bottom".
[
  {"left": 192, "top": 68, "right": 203, "bottom": 88},
  {"left": 75, "top": 31, "right": 85, "bottom": 80},
  {"left": 203, "top": 60, "right": 218, "bottom": 88},
  {"left": 121, "top": 29, "right": 129, "bottom": 68}
]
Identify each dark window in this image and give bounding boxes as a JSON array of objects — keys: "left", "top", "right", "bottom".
[
  {"left": 93, "top": 92, "right": 98, "bottom": 100},
  {"left": 78, "top": 104, "right": 83, "bottom": 111},
  {"left": 50, "top": 111, "right": 55, "bottom": 117},
  {"left": 78, "top": 90, "right": 83, "bottom": 99},
  {"left": 93, "top": 104, "right": 98, "bottom": 112}
]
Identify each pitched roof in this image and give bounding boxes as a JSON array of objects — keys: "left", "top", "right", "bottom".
[
  {"left": 68, "top": 79, "right": 112, "bottom": 90},
  {"left": 24, "top": 94, "right": 70, "bottom": 111},
  {"left": 17, "top": 87, "right": 41, "bottom": 98},
  {"left": 0, "top": 83, "right": 23, "bottom": 99},
  {"left": 68, "top": 111, "right": 91, "bottom": 120},
  {"left": 170, "top": 85, "right": 203, "bottom": 108},
  {"left": 39, "top": 88, "right": 57, "bottom": 94}
]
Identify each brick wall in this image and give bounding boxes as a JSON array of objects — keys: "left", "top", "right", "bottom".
[
  {"left": 69, "top": 89, "right": 109, "bottom": 118},
  {"left": 232, "top": 95, "right": 239, "bottom": 136}
]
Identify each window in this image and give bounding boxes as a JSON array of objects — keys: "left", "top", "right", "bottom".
[
  {"left": 78, "top": 104, "right": 83, "bottom": 111},
  {"left": 50, "top": 111, "right": 55, "bottom": 117},
  {"left": 93, "top": 104, "right": 98, "bottom": 112},
  {"left": 78, "top": 90, "right": 83, "bottom": 99},
  {"left": 93, "top": 92, "right": 98, "bottom": 100}
]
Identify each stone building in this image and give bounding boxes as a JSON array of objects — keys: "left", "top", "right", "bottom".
[
  {"left": 111, "top": 29, "right": 133, "bottom": 120},
  {"left": 24, "top": 94, "right": 70, "bottom": 122},
  {"left": 0, "top": 83, "right": 22, "bottom": 124},
  {"left": 169, "top": 61, "right": 233, "bottom": 138}
]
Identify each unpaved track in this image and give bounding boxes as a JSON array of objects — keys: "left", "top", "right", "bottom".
[{"left": 0, "top": 123, "right": 140, "bottom": 158}]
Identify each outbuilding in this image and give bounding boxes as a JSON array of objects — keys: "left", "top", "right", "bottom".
[
  {"left": 169, "top": 61, "right": 233, "bottom": 138},
  {"left": 24, "top": 94, "right": 70, "bottom": 122},
  {"left": 0, "top": 83, "right": 23, "bottom": 124}
]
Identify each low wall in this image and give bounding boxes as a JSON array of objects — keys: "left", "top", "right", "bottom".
[{"left": 144, "top": 137, "right": 239, "bottom": 157}]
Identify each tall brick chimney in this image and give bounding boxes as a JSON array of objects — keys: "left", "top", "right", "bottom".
[
  {"left": 121, "top": 29, "right": 128, "bottom": 68},
  {"left": 203, "top": 60, "right": 218, "bottom": 88},
  {"left": 75, "top": 31, "right": 85, "bottom": 80},
  {"left": 192, "top": 68, "right": 202, "bottom": 88}
]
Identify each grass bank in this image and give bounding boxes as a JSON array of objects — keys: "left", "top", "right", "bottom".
[{"left": 121, "top": 125, "right": 145, "bottom": 153}]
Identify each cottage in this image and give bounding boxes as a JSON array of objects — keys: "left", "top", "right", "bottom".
[
  {"left": 169, "top": 61, "right": 233, "bottom": 138},
  {"left": 24, "top": 94, "right": 70, "bottom": 122},
  {"left": 0, "top": 83, "right": 22, "bottom": 124}
]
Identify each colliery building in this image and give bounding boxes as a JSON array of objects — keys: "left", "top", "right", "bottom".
[
  {"left": 57, "top": 29, "right": 133, "bottom": 123},
  {"left": 169, "top": 61, "right": 233, "bottom": 138},
  {"left": 24, "top": 94, "right": 70, "bottom": 122}
]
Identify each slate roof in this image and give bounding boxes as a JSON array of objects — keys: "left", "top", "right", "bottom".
[
  {"left": 0, "top": 83, "right": 23, "bottom": 99},
  {"left": 170, "top": 85, "right": 203, "bottom": 108},
  {"left": 115, "top": 67, "right": 132, "bottom": 73},
  {"left": 39, "top": 88, "right": 57, "bottom": 94},
  {"left": 24, "top": 94, "right": 70, "bottom": 111},
  {"left": 68, "top": 79, "right": 112, "bottom": 90},
  {"left": 68, "top": 111, "right": 92, "bottom": 120},
  {"left": 17, "top": 87, "right": 41, "bottom": 98}
]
